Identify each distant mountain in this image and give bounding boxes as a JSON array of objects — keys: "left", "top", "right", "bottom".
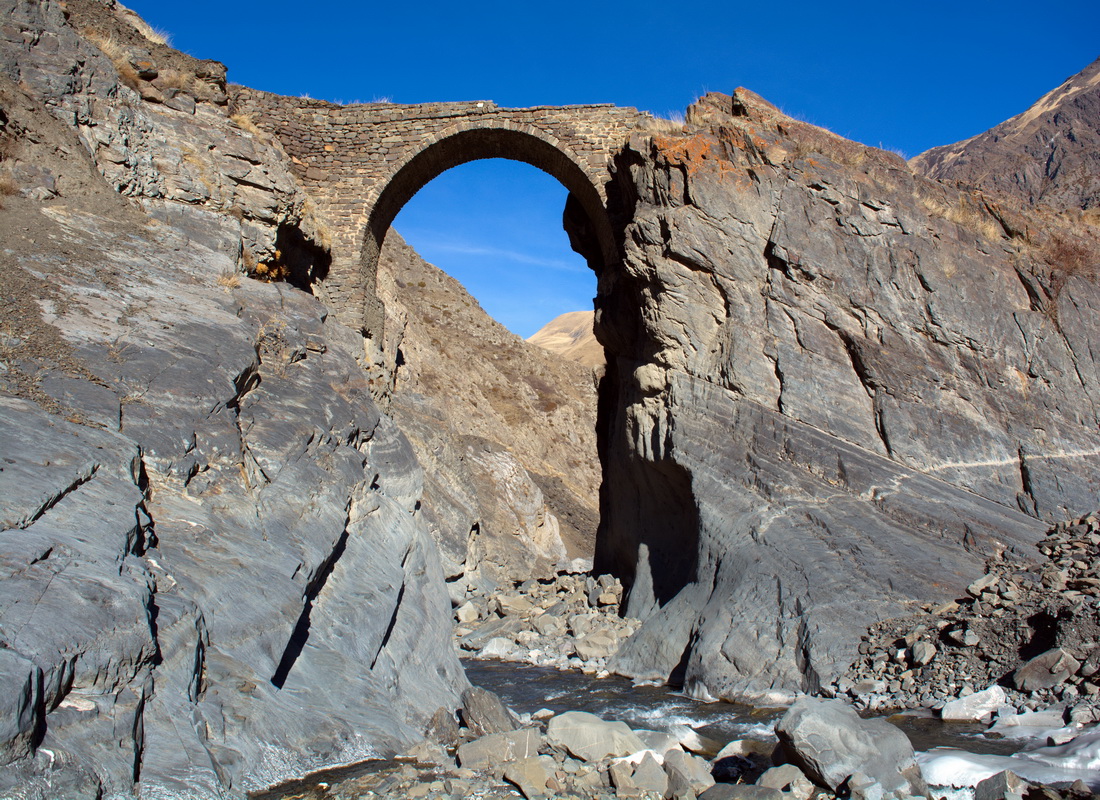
[
  {"left": 527, "top": 310, "right": 604, "bottom": 368},
  {"left": 911, "top": 57, "right": 1100, "bottom": 211}
]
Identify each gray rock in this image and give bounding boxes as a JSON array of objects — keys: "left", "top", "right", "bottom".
[
  {"left": 424, "top": 707, "right": 461, "bottom": 748},
  {"left": 479, "top": 637, "right": 522, "bottom": 659},
  {"left": 458, "top": 617, "right": 525, "bottom": 651},
  {"left": 941, "top": 685, "right": 1008, "bottom": 722},
  {"left": 402, "top": 740, "right": 453, "bottom": 767},
  {"left": 845, "top": 771, "right": 886, "bottom": 800},
  {"left": 775, "top": 697, "right": 926, "bottom": 798},
  {"left": 0, "top": 148, "right": 465, "bottom": 797},
  {"left": 545, "top": 711, "right": 646, "bottom": 762},
  {"left": 504, "top": 755, "right": 556, "bottom": 799},
  {"left": 531, "top": 613, "right": 566, "bottom": 636},
  {"left": 1014, "top": 648, "right": 1081, "bottom": 692},
  {"left": 630, "top": 752, "right": 670, "bottom": 797},
  {"left": 910, "top": 642, "right": 936, "bottom": 667},
  {"left": 456, "top": 728, "right": 541, "bottom": 769},
  {"left": 664, "top": 748, "right": 716, "bottom": 796},
  {"left": 967, "top": 574, "right": 1000, "bottom": 597},
  {"left": 974, "top": 769, "right": 1033, "bottom": 800},
  {"left": 757, "top": 764, "right": 813, "bottom": 800},
  {"left": 574, "top": 631, "right": 619, "bottom": 661},
  {"left": 0, "top": 649, "right": 43, "bottom": 765},
  {"left": 497, "top": 594, "right": 537, "bottom": 617},
  {"left": 699, "top": 785, "right": 783, "bottom": 800},
  {"left": 587, "top": 88, "right": 1069, "bottom": 702},
  {"left": 460, "top": 687, "right": 518, "bottom": 737},
  {"left": 946, "top": 628, "right": 981, "bottom": 647},
  {"left": 455, "top": 601, "right": 479, "bottom": 624}
]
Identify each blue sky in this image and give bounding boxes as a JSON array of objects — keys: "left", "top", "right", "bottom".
[{"left": 125, "top": 0, "right": 1098, "bottom": 337}]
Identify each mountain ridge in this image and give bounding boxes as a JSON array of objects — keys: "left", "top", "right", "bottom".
[{"left": 911, "top": 56, "right": 1100, "bottom": 212}]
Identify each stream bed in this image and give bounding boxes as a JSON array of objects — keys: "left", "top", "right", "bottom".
[
  {"left": 463, "top": 659, "right": 1026, "bottom": 757},
  {"left": 252, "top": 659, "right": 1043, "bottom": 799}
]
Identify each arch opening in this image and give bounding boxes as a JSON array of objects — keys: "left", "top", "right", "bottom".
[
  {"left": 368, "top": 126, "right": 615, "bottom": 588},
  {"left": 358, "top": 124, "right": 618, "bottom": 338},
  {"left": 393, "top": 159, "right": 594, "bottom": 338}
]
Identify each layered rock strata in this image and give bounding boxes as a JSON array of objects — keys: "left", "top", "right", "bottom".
[
  {"left": 581, "top": 88, "right": 1100, "bottom": 703},
  {"left": 0, "top": 1, "right": 466, "bottom": 796},
  {"left": 0, "top": 194, "right": 466, "bottom": 799}
]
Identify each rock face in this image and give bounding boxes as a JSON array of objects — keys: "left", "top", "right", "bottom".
[
  {"left": 527, "top": 310, "right": 605, "bottom": 368},
  {"left": 0, "top": 2, "right": 465, "bottom": 797},
  {"left": 376, "top": 235, "right": 601, "bottom": 587},
  {"left": 911, "top": 57, "right": 1100, "bottom": 212},
  {"left": 580, "top": 88, "right": 1100, "bottom": 702}
]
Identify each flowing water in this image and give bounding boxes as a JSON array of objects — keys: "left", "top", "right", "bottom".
[
  {"left": 253, "top": 659, "right": 1038, "bottom": 798},
  {"left": 463, "top": 659, "right": 1025, "bottom": 757}
]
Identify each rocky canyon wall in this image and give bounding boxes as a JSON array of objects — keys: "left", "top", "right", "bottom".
[
  {"left": 0, "top": 1, "right": 466, "bottom": 796},
  {"left": 585, "top": 89, "right": 1100, "bottom": 703}
]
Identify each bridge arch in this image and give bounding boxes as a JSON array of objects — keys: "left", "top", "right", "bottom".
[{"left": 358, "top": 121, "right": 618, "bottom": 336}]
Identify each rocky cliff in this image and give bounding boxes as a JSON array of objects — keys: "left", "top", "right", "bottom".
[
  {"left": 375, "top": 235, "right": 601, "bottom": 589},
  {"left": 581, "top": 88, "right": 1100, "bottom": 703},
  {"left": 0, "top": 1, "right": 465, "bottom": 797},
  {"left": 911, "top": 57, "right": 1100, "bottom": 212}
]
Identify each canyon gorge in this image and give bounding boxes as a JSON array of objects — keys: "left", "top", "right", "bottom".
[{"left": 1, "top": 0, "right": 1099, "bottom": 796}]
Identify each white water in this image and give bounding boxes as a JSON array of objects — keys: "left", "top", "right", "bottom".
[{"left": 466, "top": 658, "right": 1100, "bottom": 791}]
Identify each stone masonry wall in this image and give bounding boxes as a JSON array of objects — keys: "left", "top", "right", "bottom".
[{"left": 229, "top": 88, "right": 646, "bottom": 334}]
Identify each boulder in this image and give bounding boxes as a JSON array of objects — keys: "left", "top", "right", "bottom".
[
  {"left": 1014, "top": 648, "right": 1081, "bottom": 692},
  {"left": 941, "top": 685, "right": 1008, "bottom": 722},
  {"left": 574, "top": 632, "right": 618, "bottom": 661},
  {"left": 546, "top": 711, "right": 646, "bottom": 763},
  {"left": 910, "top": 641, "right": 936, "bottom": 667},
  {"left": 531, "top": 613, "right": 565, "bottom": 636},
  {"left": 664, "top": 748, "right": 716, "bottom": 796},
  {"left": 630, "top": 752, "right": 670, "bottom": 797},
  {"left": 480, "top": 637, "right": 522, "bottom": 659},
  {"left": 456, "top": 728, "right": 541, "bottom": 769},
  {"left": 974, "top": 770, "right": 1033, "bottom": 800},
  {"left": 424, "top": 707, "right": 461, "bottom": 747},
  {"left": 757, "top": 764, "right": 814, "bottom": 800},
  {"left": 775, "top": 697, "right": 926, "bottom": 798},
  {"left": 402, "top": 740, "right": 453, "bottom": 767},
  {"left": 845, "top": 771, "right": 887, "bottom": 800},
  {"left": 497, "top": 595, "right": 536, "bottom": 617},
  {"left": 455, "top": 601, "right": 479, "bottom": 624},
  {"left": 460, "top": 687, "right": 517, "bottom": 737},
  {"left": 504, "top": 755, "right": 557, "bottom": 799}
]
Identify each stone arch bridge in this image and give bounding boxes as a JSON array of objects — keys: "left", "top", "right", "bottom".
[{"left": 230, "top": 88, "right": 649, "bottom": 336}]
